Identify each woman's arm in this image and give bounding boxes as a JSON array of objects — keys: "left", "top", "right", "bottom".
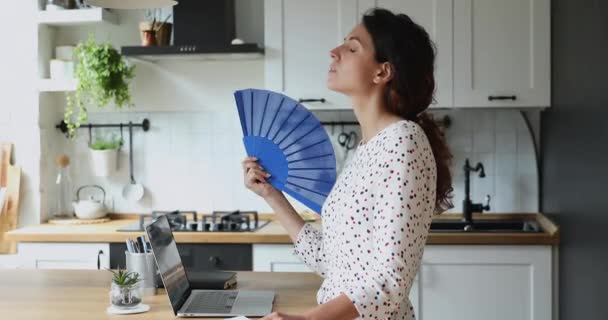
[
  {"left": 262, "top": 293, "right": 359, "bottom": 320},
  {"left": 264, "top": 180, "right": 330, "bottom": 277},
  {"left": 265, "top": 190, "right": 306, "bottom": 243},
  {"left": 242, "top": 157, "right": 329, "bottom": 276},
  {"left": 242, "top": 156, "right": 305, "bottom": 241}
]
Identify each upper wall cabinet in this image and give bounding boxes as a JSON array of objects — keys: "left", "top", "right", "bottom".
[
  {"left": 264, "top": 0, "right": 453, "bottom": 110},
  {"left": 453, "top": 0, "right": 551, "bottom": 108},
  {"left": 265, "top": 0, "right": 356, "bottom": 110},
  {"left": 265, "top": 0, "right": 551, "bottom": 109},
  {"left": 357, "top": 0, "right": 453, "bottom": 108}
]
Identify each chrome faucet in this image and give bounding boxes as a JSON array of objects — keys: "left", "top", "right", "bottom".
[{"left": 463, "top": 159, "right": 491, "bottom": 224}]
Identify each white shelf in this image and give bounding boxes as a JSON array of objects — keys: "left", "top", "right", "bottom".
[
  {"left": 37, "top": 8, "right": 118, "bottom": 26},
  {"left": 38, "top": 78, "right": 76, "bottom": 92}
]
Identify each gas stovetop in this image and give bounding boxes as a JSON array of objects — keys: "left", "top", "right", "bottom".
[{"left": 116, "top": 210, "right": 270, "bottom": 232}]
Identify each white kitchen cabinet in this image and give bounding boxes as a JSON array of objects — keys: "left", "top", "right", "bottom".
[
  {"left": 265, "top": 0, "right": 356, "bottom": 110},
  {"left": 264, "top": 0, "right": 453, "bottom": 110},
  {"left": 254, "top": 244, "right": 552, "bottom": 320},
  {"left": 266, "top": 0, "right": 551, "bottom": 109},
  {"left": 18, "top": 243, "right": 109, "bottom": 270},
  {"left": 356, "top": 0, "right": 453, "bottom": 108},
  {"left": 417, "top": 245, "right": 552, "bottom": 320},
  {"left": 453, "top": 0, "right": 551, "bottom": 108},
  {"left": 253, "top": 244, "right": 312, "bottom": 272},
  {"left": 254, "top": 243, "right": 418, "bottom": 316}
]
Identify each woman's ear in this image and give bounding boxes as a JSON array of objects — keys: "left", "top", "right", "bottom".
[{"left": 373, "top": 62, "right": 394, "bottom": 84}]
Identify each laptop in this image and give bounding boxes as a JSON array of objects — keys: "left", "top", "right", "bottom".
[{"left": 146, "top": 215, "right": 275, "bottom": 317}]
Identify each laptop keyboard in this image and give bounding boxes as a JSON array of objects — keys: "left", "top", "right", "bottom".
[{"left": 184, "top": 291, "right": 238, "bottom": 314}]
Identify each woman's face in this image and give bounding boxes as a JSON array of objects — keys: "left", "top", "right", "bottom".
[{"left": 327, "top": 23, "right": 382, "bottom": 96}]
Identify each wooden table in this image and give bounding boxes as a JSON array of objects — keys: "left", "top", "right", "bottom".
[{"left": 0, "top": 269, "right": 323, "bottom": 319}]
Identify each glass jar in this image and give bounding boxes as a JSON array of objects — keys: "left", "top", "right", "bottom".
[
  {"left": 53, "top": 155, "right": 74, "bottom": 219},
  {"left": 109, "top": 282, "right": 143, "bottom": 309}
]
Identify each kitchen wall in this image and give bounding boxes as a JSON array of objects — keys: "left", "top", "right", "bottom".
[
  {"left": 0, "top": 1, "right": 39, "bottom": 267},
  {"left": 542, "top": 0, "right": 608, "bottom": 319},
  {"left": 37, "top": 9, "right": 541, "bottom": 220}
]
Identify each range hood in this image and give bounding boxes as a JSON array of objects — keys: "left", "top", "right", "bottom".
[{"left": 121, "top": 0, "right": 264, "bottom": 61}]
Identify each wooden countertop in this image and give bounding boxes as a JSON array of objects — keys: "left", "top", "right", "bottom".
[
  {"left": 5, "top": 213, "right": 559, "bottom": 245},
  {"left": 0, "top": 269, "right": 322, "bottom": 320},
  {"left": 6, "top": 218, "right": 299, "bottom": 244}
]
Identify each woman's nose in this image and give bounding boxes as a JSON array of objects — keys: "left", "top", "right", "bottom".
[{"left": 330, "top": 47, "right": 339, "bottom": 60}]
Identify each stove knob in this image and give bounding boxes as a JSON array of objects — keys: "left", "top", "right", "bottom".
[
  {"left": 216, "top": 224, "right": 224, "bottom": 231},
  {"left": 209, "top": 256, "right": 220, "bottom": 266},
  {"left": 229, "top": 223, "right": 239, "bottom": 231},
  {"left": 189, "top": 223, "right": 198, "bottom": 231},
  {"left": 204, "top": 223, "right": 211, "bottom": 231}
]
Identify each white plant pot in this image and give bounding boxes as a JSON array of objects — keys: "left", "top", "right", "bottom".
[{"left": 90, "top": 149, "right": 118, "bottom": 177}]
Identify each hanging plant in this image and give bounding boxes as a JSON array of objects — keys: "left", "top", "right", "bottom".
[{"left": 65, "top": 34, "right": 135, "bottom": 137}]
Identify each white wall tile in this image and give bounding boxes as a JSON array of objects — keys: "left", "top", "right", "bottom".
[
  {"left": 447, "top": 133, "right": 473, "bottom": 153},
  {"left": 472, "top": 133, "right": 495, "bottom": 153},
  {"left": 517, "top": 130, "right": 536, "bottom": 155},
  {"left": 495, "top": 153, "right": 517, "bottom": 176},
  {"left": 494, "top": 175, "right": 519, "bottom": 213},
  {"left": 51, "top": 108, "right": 541, "bottom": 215},
  {"left": 517, "top": 154, "right": 537, "bottom": 176},
  {"left": 495, "top": 110, "right": 521, "bottom": 132},
  {"left": 495, "top": 130, "right": 517, "bottom": 154}
]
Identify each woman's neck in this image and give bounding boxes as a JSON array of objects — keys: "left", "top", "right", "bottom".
[{"left": 351, "top": 92, "right": 404, "bottom": 144}]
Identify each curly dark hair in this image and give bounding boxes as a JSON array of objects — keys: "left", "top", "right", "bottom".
[{"left": 362, "top": 8, "right": 454, "bottom": 213}]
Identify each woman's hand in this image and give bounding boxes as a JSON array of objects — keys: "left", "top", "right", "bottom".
[
  {"left": 260, "top": 312, "right": 309, "bottom": 320},
  {"left": 242, "top": 156, "right": 279, "bottom": 199}
]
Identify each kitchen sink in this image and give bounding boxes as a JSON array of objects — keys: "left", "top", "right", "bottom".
[{"left": 430, "top": 219, "right": 542, "bottom": 233}]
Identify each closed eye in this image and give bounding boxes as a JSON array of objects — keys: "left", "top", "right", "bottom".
[{"left": 343, "top": 36, "right": 363, "bottom": 52}]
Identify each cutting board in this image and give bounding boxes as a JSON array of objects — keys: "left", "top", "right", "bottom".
[{"left": 0, "top": 143, "right": 21, "bottom": 254}]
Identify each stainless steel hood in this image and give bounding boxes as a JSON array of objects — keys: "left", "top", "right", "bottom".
[{"left": 121, "top": 0, "right": 264, "bottom": 61}]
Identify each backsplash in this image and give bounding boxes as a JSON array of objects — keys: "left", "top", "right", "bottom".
[{"left": 42, "top": 108, "right": 539, "bottom": 219}]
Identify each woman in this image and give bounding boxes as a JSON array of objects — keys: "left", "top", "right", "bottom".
[{"left": 242, "top": 8, "right": 453, "bottom": 320}]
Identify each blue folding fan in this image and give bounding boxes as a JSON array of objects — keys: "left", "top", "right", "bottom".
[{"left": 234, "top": 88, "right": 337, "bottom": 214}]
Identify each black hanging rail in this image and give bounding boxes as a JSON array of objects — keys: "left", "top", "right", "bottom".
[{"left": 55, "top": 118, "right": 151, "bottom": 138}]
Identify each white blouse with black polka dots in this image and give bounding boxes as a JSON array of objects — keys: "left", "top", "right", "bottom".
[{"left": 293, "top": 120, "right": 437, "bottom": 320}]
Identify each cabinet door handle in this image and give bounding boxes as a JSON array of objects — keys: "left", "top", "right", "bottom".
[
  {"left": 298, "top": 98, "right": 326, "bottom": 103},
  {"left": 488, "top": 95, "right": 517, "bottom": 101},
  {"left": 97, "top": 250, "right": 104, "bottom": 270}
]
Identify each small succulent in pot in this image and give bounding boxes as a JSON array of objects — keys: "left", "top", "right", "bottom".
[{"left": 107, "top": 267, "right": 143, "bottom": 309}]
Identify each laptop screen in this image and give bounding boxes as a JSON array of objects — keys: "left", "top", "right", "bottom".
[{"left": 146, "top": 215, "right": 191, "bottom": 314}]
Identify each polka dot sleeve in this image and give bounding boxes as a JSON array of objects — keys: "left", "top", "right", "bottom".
[
  {"left": 292, "top": 223, "right": 328, "bottom": 277},
  {"left": 342, "top": 128, "right": 435, "bottom": 318}
]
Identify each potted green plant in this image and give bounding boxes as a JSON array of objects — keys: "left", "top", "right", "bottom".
[
  {"left": 65, "top": 34, "right": 135, "bottom": 138},
  {"left": 89, "top": 133, "right": 122, "bottom": 177},
  {"left": 107, "top": 267, "right": 143, "bottom": 309}
]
